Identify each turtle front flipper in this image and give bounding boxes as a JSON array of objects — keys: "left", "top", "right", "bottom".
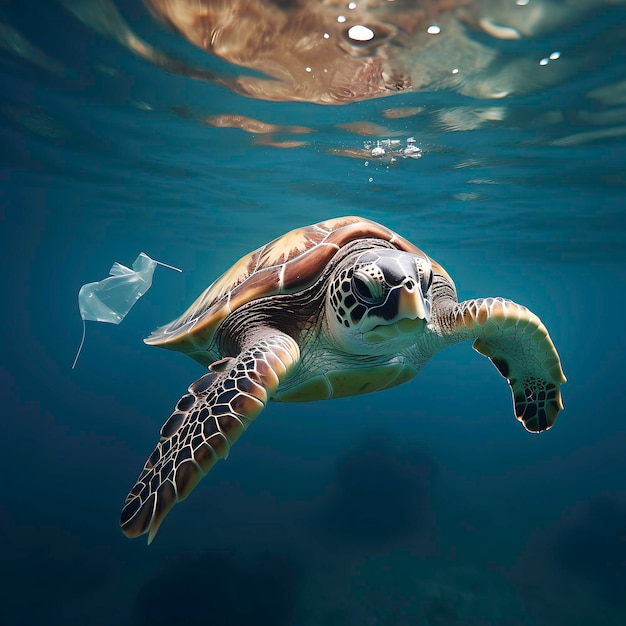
[
  {"left": 120, "top": 331, "right": 300, "bottom": 543},
  {"left": 453, "top": 298, "right": 566, "bottom": 433}
]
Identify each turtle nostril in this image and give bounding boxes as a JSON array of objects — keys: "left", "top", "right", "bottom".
[{"left": 404, "top": 279, "right": 415, "bottom": 291}]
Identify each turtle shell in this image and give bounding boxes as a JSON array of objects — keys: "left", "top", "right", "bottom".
[{"left": 145, "top": 216, "right": 453, "bottom": 354}]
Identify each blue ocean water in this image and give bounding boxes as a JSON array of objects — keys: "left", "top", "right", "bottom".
[{"left": 1, "top": 1, "right": 625, "bottom": 624}]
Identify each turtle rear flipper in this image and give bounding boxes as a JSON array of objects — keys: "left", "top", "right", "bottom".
[
  {"left": 120, "top": 331, "right": 300, "bottom": 543},
  {"left": 454, "top": 298, "right": 566, "bottom": 433}
]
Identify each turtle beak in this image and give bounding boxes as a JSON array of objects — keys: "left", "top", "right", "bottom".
[{"left": 397, "top": 279, "right": 431, "bottom": 323}]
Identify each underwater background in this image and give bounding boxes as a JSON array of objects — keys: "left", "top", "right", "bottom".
[{"left": 1, "top": 1, "right": 625, "bottom": 624}]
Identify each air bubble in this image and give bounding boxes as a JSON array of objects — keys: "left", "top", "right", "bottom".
[{"left": 348, "top": 25, "right": 375, "bottom": 42}]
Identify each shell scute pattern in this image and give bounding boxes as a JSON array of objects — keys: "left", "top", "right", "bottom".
[{"left": 144, "top": 216, "right": 429, "bottom": 354}]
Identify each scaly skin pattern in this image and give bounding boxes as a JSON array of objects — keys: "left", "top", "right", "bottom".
[
  {"left": 432, "top": 297, "right": 566, "bottom": 433},
  {"left": 120, "top": 331, "right": 299, "bottom": 543}
]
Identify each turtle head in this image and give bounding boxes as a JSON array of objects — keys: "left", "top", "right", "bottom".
[{"left": 326, "top": 249, "right": 433, "bottom": 355}]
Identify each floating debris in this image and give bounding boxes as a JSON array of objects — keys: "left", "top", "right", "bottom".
[{"left": 72, "top": 253, "right": 182, "bottom": 369}]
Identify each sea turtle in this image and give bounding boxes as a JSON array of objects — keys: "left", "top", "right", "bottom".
[{"left": 121, "top": 216, "right": 566, "bottom": 542}]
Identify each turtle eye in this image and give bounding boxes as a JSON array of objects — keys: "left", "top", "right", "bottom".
[{"left": 352, "top": 271, "right": 385, "bottom": 304}]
